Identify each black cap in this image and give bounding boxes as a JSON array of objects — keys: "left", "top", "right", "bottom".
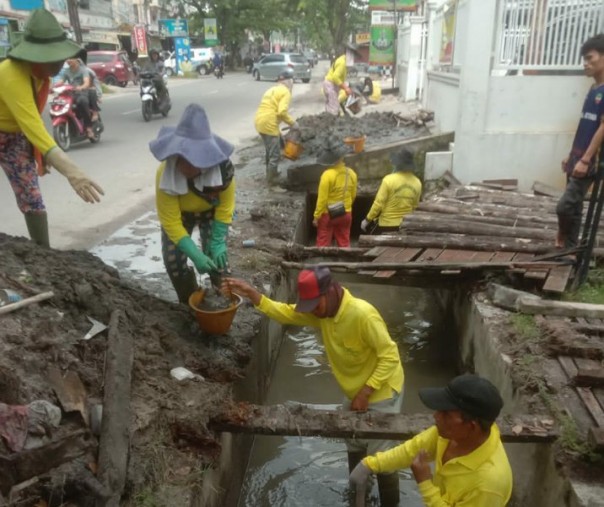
[
  {"left": 419, "top": 374, "right": 503, "bottom": 422},
  {"left": 278, "top": 68, "right": 294, "bottom": 80}
]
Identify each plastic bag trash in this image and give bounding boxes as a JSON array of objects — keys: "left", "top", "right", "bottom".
[
  {"left": 170, "top": 367, "right": 204, "bottom": 382},
  {"left": 0, "top": 288, "right": 22, "bottom": 307},
  {"left": 24, "top": 400, "right": 62, "bottom": 449},
  {"left": 83, "top": 316, "right": 108, "bottom": 340}
]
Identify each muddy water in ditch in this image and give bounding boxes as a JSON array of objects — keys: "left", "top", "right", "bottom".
[{"left": 238, "top": 283, "right": 458, "bottom": 507}]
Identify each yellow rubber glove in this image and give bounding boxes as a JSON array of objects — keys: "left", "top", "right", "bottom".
[{"left": 45, "top": 148, "right": 104, "bottom": 203}]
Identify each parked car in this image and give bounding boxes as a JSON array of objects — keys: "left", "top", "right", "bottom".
[
  {"left": 87, "top": 50, "right": 135, "bottom": 87},
  {"left": 252, "top": 53, "right": 311, "bottom": 83},
  {"left": 164, "top": 47, "right": 215, "bottom": 76}
]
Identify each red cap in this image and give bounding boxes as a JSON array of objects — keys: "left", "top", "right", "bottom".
[{"left": 295, "top": 267, "right": 332, "bottom": 313}]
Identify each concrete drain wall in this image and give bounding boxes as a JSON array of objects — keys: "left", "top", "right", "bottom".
[{"left": 449, "top": 290, "right": 575, "bottom": 507}]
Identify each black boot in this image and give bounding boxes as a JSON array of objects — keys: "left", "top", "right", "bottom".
[
  {"left": 377, "top": 472, "right": 399, "bottom": 507},
  {"left": 24, "top": 211, "right": 50, "bottom": 247},
  {"left": 169, "top": 270, "right": 198, "bottom": 304}
]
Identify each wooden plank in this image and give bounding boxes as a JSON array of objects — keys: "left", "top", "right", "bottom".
[
  {"left": 518, "top": 297, "right": 604, "bottom": 319},
  {"left": 374, "top": 247, "right": 403, "bottom": 262},
  {"left": 512, "top": 252, "right": 535, "bottom": 261},
  {"left": 372, "top": 248, "right": 421, "bottom": 279},
  {"left": 391, "top": 247, "right": 422, "bottom": 262},
  {"left": 575, "top": 369, "right": 604, "bottom": 387},
  {"left": 416, "top": 248, "right": 443, "bottom": 261},
  {"left": 469, "top": 251, "right": 496, "bottom": 262},
  {"left": 491, "top": 251, "right": 516, "bottom": 262},
  {"left": 533, "top": 181, "right": 563, "bottom": 199},
  {"left": 364, "top": 246, "right": 387, "bottom": 258},
  {"left": 210, "top": 404, "right": 558, "bottom": 443},
  {"left": 576, "top": 387, "right": 604, "bottom": 427},
  {"left": 543, "top": 265, "right": 574, "bottom": 294},
  {"left": 559, "top": 356, "right": 579, "bottom": 379},
  {"left": 433, "top": 249, "right": 480, "bottom": 262}
]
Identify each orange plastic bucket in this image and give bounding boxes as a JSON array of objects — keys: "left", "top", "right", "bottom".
[
  {"left": 283, "top": 139, "right": 303, "bottom": 160},
  {"left": 188, "top": 289, "right": 243, "bottom": 335},
  {"left": 344, "top": 135, "right": 366, "bottom": 154}
]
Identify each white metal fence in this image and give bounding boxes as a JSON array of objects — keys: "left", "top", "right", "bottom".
[{"left": 495, "top": 0, "right": 604, "bottom": 70}]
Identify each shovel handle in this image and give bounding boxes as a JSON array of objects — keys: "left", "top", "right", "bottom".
[{"left": 0, "top": 291, "right": 54, "bottom": 316}]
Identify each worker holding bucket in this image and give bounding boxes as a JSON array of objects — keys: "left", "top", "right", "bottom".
[
  {"left": 151, "top": 104, "right": 235, "bottom": 304},
  {"left": 254, "top": 68, "right": 300, "bottom": 184}
]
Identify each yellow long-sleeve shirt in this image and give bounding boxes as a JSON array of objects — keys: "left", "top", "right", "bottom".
[
  {"left": 325, "top": 55, "right": 347, "bottom": 87},
  {"left": 155, "top": 162, "right": 236, "bottom": 244},
  {"left": 369, "top": 80, "right": 382, "bottom": 103},
  {"left": 254, "top": 84, "right": 295, "bottom": 136},
  {"left": 365, "top": 424, "right": 512, "bottom": 507},
  {"left": 0, "top": 59, "right": 57, "bottom": 154},
  {"left": 367, "top": 171, "right": 422, "bottom": 227},
  {"left": 314, "top": 162, "right": 357, "bottom": 219},
  {"left": 256, "top": 288, "right": 404, "bottom": 402}
]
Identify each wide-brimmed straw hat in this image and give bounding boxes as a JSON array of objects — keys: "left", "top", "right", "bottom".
[
  {"left": 317, "top": 136, "right": 349, "bottom": 166},
  {"left": 149, "top": 104, "right": 234, "bottom": 168},
  {"left": 8, "top": 9, "right": 82, "bottom": 63}
]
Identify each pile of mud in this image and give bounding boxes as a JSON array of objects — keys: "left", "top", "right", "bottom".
[
  {"left": 0, "top": 234, "right": 260, "bottom": 505},
  {"left": 292, "top": 111, "right": 430, "bottom": 160}
]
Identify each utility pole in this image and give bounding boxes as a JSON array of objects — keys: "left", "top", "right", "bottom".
[{"left": 66, "top": 0, "right": 82, "bottom": 44}]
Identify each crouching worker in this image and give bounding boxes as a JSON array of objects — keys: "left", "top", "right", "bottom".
[
  {"left": 350, "top": 374, "right": 513, "bottom": 507},
  {"left": 222, "top": 266, "right": 404, "bottom": 506},
  {"left": 151, "top": 104, "right": 235, "bottom": 303}
]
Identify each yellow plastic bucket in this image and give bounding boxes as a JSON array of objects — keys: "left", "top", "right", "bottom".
[
  {"left": 283, "top": 139, "right": 303, "bottom": 160},
  {"left": 344, "top": 135, "right": 366, "bottom": 154}
]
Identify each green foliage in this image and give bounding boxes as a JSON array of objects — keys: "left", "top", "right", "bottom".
[
  {"left": 510, "top": 314, "right": 539, "bottom": 342},
  {"left": 563, "top": 268, "right": 604, "bottom": 305}
]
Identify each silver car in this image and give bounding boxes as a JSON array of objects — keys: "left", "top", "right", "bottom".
[{"left": 252, "top": 53, "right": 311, "bottom": 83}]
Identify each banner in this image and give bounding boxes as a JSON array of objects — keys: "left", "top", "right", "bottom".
[
  {"left": 369, "top": 25, "right": 395, "bottom": 65},
  {"left": 132, "top": 25, "right": 147, "bottom": 56},
  {"left": 440, "top": 1, "right": 457, "bottom": 64},
  {"left": 369, "top": 0, "right": 416, "bottom": 11},
  {"left": 159, "top": 19, "right": 189, "bottom": 38},
  {"left": 203, "top": 18, "right": 217, "bottom": 46},
  {"left": 174, "top": 36, "right": 191, "bottom": 74}
]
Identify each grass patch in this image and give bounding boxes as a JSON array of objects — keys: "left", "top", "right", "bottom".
[
  {"left": 563, "top": 268, "right": 604, "bottom": 305},
  {"left": 510, "top": 314, "right": 539, "bottom": 341},
  {"left": 132, "top": 488, "right": 161, "bottom": 507}
]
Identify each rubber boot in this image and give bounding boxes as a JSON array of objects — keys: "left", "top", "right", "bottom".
[
  {"left": 169, "top": 270, "right": 198, "bottom": 304},
  {"left": 377, "top": 472, "right": 400, "bottom": 507},
  {"left": 24, "top": 211, "right": 50, "bottom": 248}
]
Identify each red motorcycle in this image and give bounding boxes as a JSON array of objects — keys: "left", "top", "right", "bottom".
[{"left": 49, "top": 84, "right": 104, "bottom": 151}]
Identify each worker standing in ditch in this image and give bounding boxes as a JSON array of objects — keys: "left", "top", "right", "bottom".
[
  {"left": 350, "top": 374, "right": 513, "bottom": 506},
  {"left": 555, "top": 34, "right": 604, "bottom": 250},
  {"left": 324, "top": 45, "right": 354, "bottom": 115},
  {"left": 222, "top": 266, "right": 404, "bottom": 506},
  {"left": 151, "top": 104, "right": 235, "bottom": 303},
  {"left": 313, "top": 137, "right": 358, "bottom": 247},
  {"left": 0, "top": 8, "right": 104, "bottom": 248},
  {"left": 361, "top": 149, "right": 422, "bottom": 235},
  {"left": 254, "top": 69, "right": 299, "bottom": 185}
]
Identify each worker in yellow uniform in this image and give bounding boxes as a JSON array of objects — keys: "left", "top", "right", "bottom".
[
  {"left": 355, "top": 77, "right": 382, "bottom": 104},
  {"left": 254, "top": 68, "right": 299, "bottom": 184},
  {"left": 361, "top": 149, "right": 422, "bottom": 235},
  {"left": 151, "top": 104, "right": 235, "bottom": 303},
  {"left": 313, "top": 138, "right": 358, "bottom": 247},
  {"left": 0, "top": 9, "right": 104, "bottom": 247},
  {"left": 324, "top": 45, "right": 353, "bottom": 115},
  {"left": 222, "top": 266, "right": 405, "bottom": 506},
  {"left": 350, "top": 374, "right": 513, "bottom": 507}
]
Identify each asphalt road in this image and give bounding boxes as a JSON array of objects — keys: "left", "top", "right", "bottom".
[{"left": 0, "top": 66, "right": 325, "bottom": 250}]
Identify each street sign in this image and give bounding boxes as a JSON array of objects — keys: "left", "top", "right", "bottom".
[
  {"left": 371, "top": 10, "right": 395, "bottom": 25},
  {"left": 132, "top": 25, "right": 148, "bottom": 56},
  {"left": 369, "top": 0, "right": 416, "bottom": 11},
  {"left": 159, "top": 18, "right": 189, "bottom": 38}
]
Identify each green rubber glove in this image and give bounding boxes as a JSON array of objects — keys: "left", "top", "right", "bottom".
[
  {"left": 177, "top": 236, "right": 217, "bottom": 274},
  {"left": 209, "top": 220, "right": 229, "bottom": 270}
]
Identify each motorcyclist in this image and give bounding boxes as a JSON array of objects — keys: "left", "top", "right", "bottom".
[
  {"left": 213, "top": 51, "right": 224, "bottom": 75},
  {"left": 143, "top": 49, "right": 168, "bottom": 106},
  {"left": 55, "top": 58, "right": 94, "bottom": 138}
]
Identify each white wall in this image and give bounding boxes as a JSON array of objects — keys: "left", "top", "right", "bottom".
[{"left": 425, "top": 70, "right": 460, "bottom": 133}]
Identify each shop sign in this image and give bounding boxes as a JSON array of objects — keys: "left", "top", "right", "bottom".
[
  {"left": 132, "top": 24, "right": 147, "bottom": 56},
  {"left": 369, "top": 0, "right": 416, "bottom": 11},
  {"left": 159, "top": 18, "right": 188, "bottom": 38},
  {"left": 355, "top": 32, "right": 370, "bottom": 45}
]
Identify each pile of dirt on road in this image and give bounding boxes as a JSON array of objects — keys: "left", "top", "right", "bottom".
[
  {"left": 291, "top": 111, "right": 431, "bottom": 160},
  {"left": 0, "top": 234, "right": 264, "bottom": 505}
]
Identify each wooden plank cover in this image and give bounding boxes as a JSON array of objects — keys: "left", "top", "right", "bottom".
[
  {"left": 416, "top": 248, "right": 444, "bottom": 262},
  {"left": 543, "top": 265, "right": 573, "bottom": 294}
]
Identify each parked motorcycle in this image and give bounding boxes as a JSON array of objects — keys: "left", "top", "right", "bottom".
[
  {"left": 49, "top": 84, "right": 103, "bottom": 152},
  {"left": 214, "top": 64, "right": 224, "bottom": 79},
  {"left": 139, "top": 71, "right": 171, "bottom": 122}
]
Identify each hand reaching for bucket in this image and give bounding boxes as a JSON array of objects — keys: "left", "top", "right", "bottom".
[{"left": 221, "top": 278, "right": 262, "bottom": 306}]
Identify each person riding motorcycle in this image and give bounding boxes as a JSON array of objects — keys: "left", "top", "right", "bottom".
[
  {"left": 212, "top": 52, "right": 224, "bottom": 75},
  {"left": 55, "top": 58, "right": 95, "bottom": 138},
  {"left": 143, "top": 49, "right": 168, "bottom": 106}
]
